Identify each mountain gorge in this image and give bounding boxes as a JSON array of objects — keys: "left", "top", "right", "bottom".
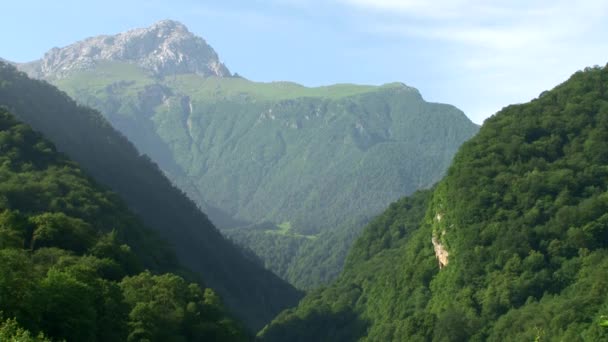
[
  {"left": 20, "top": 20, "right": 479, "bottom": 288},
  {"left": 260, "top": 65, "right": 608, "bottom": 341},
  {"left": 0, "top": 62, "right": 301, "bottom": 331},
  {"left": 1, "top": 17, "right": 607, "bottom": 342},
  {"left": 0, "top": 107, "right": 247, "bottom": 341}
]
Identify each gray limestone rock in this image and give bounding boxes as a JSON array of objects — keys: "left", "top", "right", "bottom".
[{"left": 20, "top": 20, "right": 231, "bottom": 79}]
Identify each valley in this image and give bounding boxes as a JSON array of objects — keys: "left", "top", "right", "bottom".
[
  {"left": 1, "top": 13, "right": 607, "bottom": 342},
  {"left": 19, "top": 21, "right": 478, "bottom": 289}
]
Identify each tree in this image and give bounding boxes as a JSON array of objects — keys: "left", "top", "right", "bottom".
[{"left": 0, "top": 317, "right": 51, "bottom": 342}]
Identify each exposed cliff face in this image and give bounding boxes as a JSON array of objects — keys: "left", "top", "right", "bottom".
[
  {"left": 432, "top": 209, "right": 449, "bottom": 269},
  {"left": 432, "top": 235, "right": 449, "bottom": 269},
  {"left": 20, "top": 20, "right": 231, "bottom": 79}
]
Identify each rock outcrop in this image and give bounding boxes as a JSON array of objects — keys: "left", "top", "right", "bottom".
[
  {"left": 432, "top": 235, "right": 449, "bottom": 269},
  {"left": 20, "top": 20, "right": 231, "bottom": 79}
]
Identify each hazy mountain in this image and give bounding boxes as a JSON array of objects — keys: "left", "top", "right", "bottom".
[
  {"left": 20, "top": 20, "right": 479, "bottom": 288},
  {"left": 0, "top": 62, "right": 301, "bottom": 331},
  {"left": 0, "top": 107, "right": 247, "bottom": 341},
  {"left": 260, "top": 65, "right": 608, "bottom": 341}
]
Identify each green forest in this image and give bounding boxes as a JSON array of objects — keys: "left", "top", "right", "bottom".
[
  {"left": 260, "top": 65, "right": 608, "bottom": 341},
  {"left": 54, "top": 66, "right": 478, "bottom": 237},
  {"left": 0, "top": 108, "right": 246, "bottom": 341},
  {"left": 49, "top": 61, "right": 478, "bottom": 289},
  {"left": 0, "top": 62, "right": 302, "bottom": 331}
]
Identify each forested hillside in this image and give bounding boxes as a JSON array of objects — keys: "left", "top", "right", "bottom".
[
  {"left": 56, "top": 68, "right": 478, "bottom": 236},
  {"left": 225, "top": 216, "right": 370, "bottom": 289},
  {"left": 22, "top": 20, "right": 478, "bottom": 288},
  {"left": 0, "top": 62, "right": 302, "bottom": 331},
  {"left": 260, "top": 65, "right": 608, "bottom": 341},
  {"left": 0, "top": 108, "right": 246, "bottom": 341},
  {"left": 50, "top": 60, "right": 478, "bottom": 287}
]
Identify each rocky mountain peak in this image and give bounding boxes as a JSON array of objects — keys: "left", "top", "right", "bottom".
[
  {"left": 22, "top": 20, "right": 231, "bottom": 79},
  {"left": 150, "top": 19, "right": 188, "bottom": 31}
]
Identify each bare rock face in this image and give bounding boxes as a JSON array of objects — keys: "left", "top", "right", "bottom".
[
  {"left": 432, "top": 235, "right": 449, "bottom": 269},
  {"left": 22, "top": 20, "right": 231, "bottom": 79}
]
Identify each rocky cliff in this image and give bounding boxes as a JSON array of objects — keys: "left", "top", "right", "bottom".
[{"left": 20, "top": 20, "right": 231, "bottom": 79}]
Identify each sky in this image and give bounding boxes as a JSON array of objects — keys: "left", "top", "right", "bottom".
[{"left": 1, "top": 1, "right": 608, "bottom": 124}]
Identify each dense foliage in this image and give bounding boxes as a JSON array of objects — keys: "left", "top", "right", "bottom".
[
  {"left": 260, "top": 190, "right": 432, "bottom": 340},
  {"left": 0, "top": 108, "right": 246, "bottom": 341},
  {"left": 284, "top": 217, "right": 370, "bottom": 289},
  {"left": 260, "top": 65, "right": 608, "bottom": 341},
  {"left": 226, "top": 216, "right": 369, "bottom": 289},
  {"left": 47, "top": 61, "right": 478, "bottom": 286},
  {"left": 0, "top": 317, "right": 51, "bottom": 342},
  {"left": 0, "top": 62, "right": 302, "bottom": 331}
]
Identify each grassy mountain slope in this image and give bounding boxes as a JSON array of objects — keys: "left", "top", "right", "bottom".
[
  {"left": 53, "top": 62, "right": 478, "bottom": 234},
  {"left": 260, "top": 65, "right": 608, "bottom": 341},
  {"left": 48, "top": 60, "right": 478, "bottom": 288},
  {"left": 0, "top": 108, "right": 246, "bottom": 341},
  {"left": 0, "top": 62, "right": 302, "bottom": 331}
]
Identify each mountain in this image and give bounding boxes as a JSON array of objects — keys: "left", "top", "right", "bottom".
[
  {"left": 259, "top": 65, "right": 608, "bottom": 341},
  {"left": 0, "top": 108, "right": 247, "bottom": 341},
  {"left": 0, "top": 62, "right": 301, "bottom": 331},
  {"left": 20, "top": 20, "right": 231, "bottom": 79},
  {"left": 21, "top": 20, "right": 479, "bottom": 288}
]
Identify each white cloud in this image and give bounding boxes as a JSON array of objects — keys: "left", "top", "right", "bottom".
[
  {"left": 339, "top": 0, "right": 499, "bottom": 18},
  {"left": 338, "top": 0, "right": 607, "bottom": 21},
  {"left": 341, "top": 0, "right": 607, "bottom": 50},
  {"left": 335, "top": 0, "right": 608, "bottom": 122}
]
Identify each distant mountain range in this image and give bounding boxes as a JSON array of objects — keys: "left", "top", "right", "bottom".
[{"left": 16, "top": 20, "right": 479, "bottom": 289}]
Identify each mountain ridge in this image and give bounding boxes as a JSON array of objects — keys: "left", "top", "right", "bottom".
[
  {"left": 45, "top": 59, "right": 478, "bottom": 234},
  {"left": 19, "top": 20, "right": 479, "bottom": 289},
  {"left": 19, "top": 19, "right": 231, "bottom": 79}
]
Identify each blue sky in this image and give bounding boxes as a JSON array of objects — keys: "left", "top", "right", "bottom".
[{"left": 1, "top": 0, "right": 607, "bottom": 123}]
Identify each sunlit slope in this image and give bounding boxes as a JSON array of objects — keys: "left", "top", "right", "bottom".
[
  {"left": 260, "top": 65, "right": 608, "bottom": 341},
  {"left": 55, "top": 61, "right": 478, "bottom": 236}
]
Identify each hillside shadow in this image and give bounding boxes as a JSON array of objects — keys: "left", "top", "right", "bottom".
[{"left": 258, "top": 308, "right": 368, "bottom": 342}]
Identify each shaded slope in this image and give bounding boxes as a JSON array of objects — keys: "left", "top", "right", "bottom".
[
  {"left": 0, "top": 62, "right": 302, "bottom": 331},
  {"left": 260, "top": 190, "right": 432, "bottom": 341},
  {"left": 225, "top": 216, "right": 371, "bottom": 290},
  {"left": 48, "top": 60, "right": 478, "bottom": 288},
  {"left": 0, "top": 108, "right": 247, "bottom": 341},
  {"left": 261, "top": 65, "right": 608, "bottom": 341}
]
